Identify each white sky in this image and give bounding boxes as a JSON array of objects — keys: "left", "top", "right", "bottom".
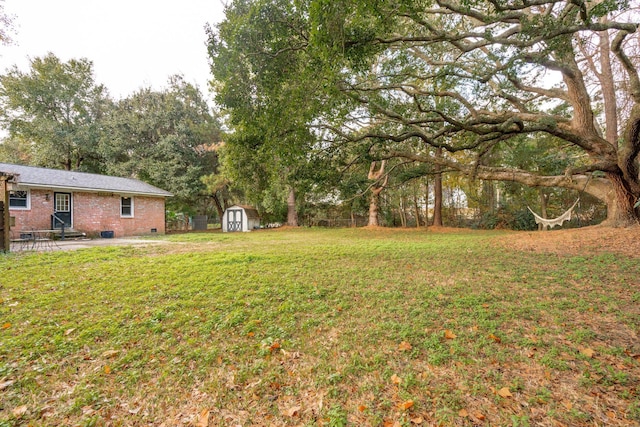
[{"left": 0, "top": 0, "right": 226, "bottom": 99}]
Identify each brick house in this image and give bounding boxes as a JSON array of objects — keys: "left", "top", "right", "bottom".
[{"left": 1, "top": 163, "right": 172, "bottom": 237}]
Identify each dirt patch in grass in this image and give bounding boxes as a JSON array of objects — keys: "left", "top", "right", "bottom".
[{"left": 494, "top": 224, "right": 640, "bottom": 258}]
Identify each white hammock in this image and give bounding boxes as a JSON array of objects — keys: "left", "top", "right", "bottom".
[{"left": 527, "top": 199, "right": 579, "bottom": 229}]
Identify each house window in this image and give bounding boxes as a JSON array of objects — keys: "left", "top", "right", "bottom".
[
  {"left": 121, "top": 196, "right": 134, "bottom": 217},
  {"left": 9, "top": 190, "right": 29, "bottom": 209},
  {"left": 55, "top": 193, "right": 70, "bottom": 212}
]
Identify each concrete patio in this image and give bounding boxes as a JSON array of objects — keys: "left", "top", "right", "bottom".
[{"left": 9, "top": 237, "right": 170, "bottom": 252}]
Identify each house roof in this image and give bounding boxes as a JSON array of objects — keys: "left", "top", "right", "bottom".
[
  {"left": 228, "top": 204, "right": 260, "bottom": 220},
  {"left": 0, "top": 163, "right": 173, "bottom": 197}
]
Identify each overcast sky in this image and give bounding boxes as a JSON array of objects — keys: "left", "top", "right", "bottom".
[{"left": 1, "top": 0, "right": 226, "bottom": 99}]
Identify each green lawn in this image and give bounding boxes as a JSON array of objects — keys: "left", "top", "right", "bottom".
[{"left": 1, "top": 228, "right": 639, "bottom": 426}]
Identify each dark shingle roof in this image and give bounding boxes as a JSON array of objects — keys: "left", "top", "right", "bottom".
[
  {"left": 0, "top": 163, "right": 172, "bottom": 197},
  {"left": 229, "top": 205, "right": 260, "bottom": 220}
]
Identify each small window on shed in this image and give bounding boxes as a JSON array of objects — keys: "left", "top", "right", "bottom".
[
  {"left": 9, "top": 190, "right": 29, "bottom": 209},
  {"left": 121, "top": 196, "right": 134, "bottom": 217}
]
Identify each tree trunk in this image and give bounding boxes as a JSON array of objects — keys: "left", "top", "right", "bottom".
[
  {"left": 538, "top": 189, "right": 549, "bottom": 231},
  {"left": 368, "top": 188, "right": 381, "bottom": 226},
  {"left": 413, "top": 191, "right": 421, "bottom": 228},
  {"left": 483, "top": 180, "right": 496, "bottom": 212},
  {"left": 367, "top": 161, "right": 388, "bottom": 227},
  {"left": 598, "top": 26, "right": 619, "bottom": 147},
  {"left": 433, "top": 148, "right": 443, "bottom": 226},
  {"left": 287, "top": 186, "right": 299, "bottom": 227},
  {"left": 212, "top": 193, "right": 225, "bottom": 226},
  {"left": 368, "top": 185, "right": 386, "bottom": 226},
  {"left": 424, "top": 177, "right": 429, "bottom": 226},
  {"left": 399, "top": 196, "right": 407, "bottom": 227},
  {"left": 602, "top": 172, "right": 637, "bottom": 227}
]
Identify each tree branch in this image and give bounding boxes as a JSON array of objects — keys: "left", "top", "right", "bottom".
[
  {"left": 384, "top": 149, "right": 613, "bottom": 201},
  {"left": 612, "top": 28, "right": 640, "bottom": 103}
]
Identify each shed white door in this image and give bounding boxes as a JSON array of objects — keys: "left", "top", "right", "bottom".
[{"left": 226, "top": 209, "right": 243, "bottom": 232}]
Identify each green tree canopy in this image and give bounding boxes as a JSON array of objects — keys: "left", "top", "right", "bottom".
[
  {"left": 101, "top": 76, "right": 221, "bottom": 211},
  {"left": 209, "top": 0, "right": 339, "bottom": 224},
  {"left": 0, "top": 53, "right": 111, "bottom": 171}
]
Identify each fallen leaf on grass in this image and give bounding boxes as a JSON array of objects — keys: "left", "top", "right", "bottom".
[
  {"left": 40, "top": 405, "right": 54, "bottom": 417},
  {"left": 102, "top": 350, "right": 119, "bottom": 358},
  {"left": 398, "top": 341, "right": 412, "bottom": 351},
  {"left": 247, "top": 331, "right": 255, "bottom": 337},
  {"left": 12, "top": 405, "right": 27, "bottom": 417},
  {"left": 474, "top": 411, "right": 486, "bottom": 421},
  {"left": 284, "top": 405, "right": 301, "bottom": 417},
  {"left": 488, "top": 333, "right": 501, "bottom": 343},
  {"left": 2, "top": 322, "right": 11, "bottom": 329},
  {"left": 270, "top": 342, "right": 281, "bottom": 352},
  {"left": 0, "top": 380, "right": 14, "bottom": 390},
  {"left": 64, "top": 328, "right": 76, "bottom": 336},
  {"left": 497, "top": 387, "right": 512, "bottom": 398},
  {"left": 390, "top": 374, "right": 402, "bottom": 384},
  {"left": 458, "top": 409, "right": 469, "bottom": 417},
  {"left": 399, "top": 400, "right": 414, "bottom": 411},
  {"left": 444, "top": 329, "right": 456, "bottom": 339},
  {"left": 410, "top": 416, "right": 423, "bottom": 424},
  {"left": 358, "top": 405, "right": 367, "bottom": 412},
  {"left": 196, "top": 409, "right": 210, "bottom": 427},
  {"left": 104, "top": 365, "right": 111, "bottom": 374},
  {"left": 580, "top": 348, "right": 595, "bottom": 358}
]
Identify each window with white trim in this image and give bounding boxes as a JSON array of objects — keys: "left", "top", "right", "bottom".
[
  {"left": 121, "top": 196, "right": 134, "bottom": 217},
  {"left": 9, "top": 190, "right": 29, "bottom": 209}
]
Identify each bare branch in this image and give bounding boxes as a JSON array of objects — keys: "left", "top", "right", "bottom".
[{"left": 612, "top": 29, "right": 640, "bottom": 103}]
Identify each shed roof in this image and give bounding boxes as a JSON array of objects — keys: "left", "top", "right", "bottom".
[
  {"left": 0, "top": 163, "right": 172, "bottom": 197},
  {"left": 228, "top": 204, "right": 260, "bottom": 220}
]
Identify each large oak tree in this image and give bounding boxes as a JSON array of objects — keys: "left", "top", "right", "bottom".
[{"left": 314, "top": 0, "right": 640, "bottom": 226}]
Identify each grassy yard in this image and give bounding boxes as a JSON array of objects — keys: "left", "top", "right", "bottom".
[{"left": 1, "top": 228, "right": 639, "bottom": 426}]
